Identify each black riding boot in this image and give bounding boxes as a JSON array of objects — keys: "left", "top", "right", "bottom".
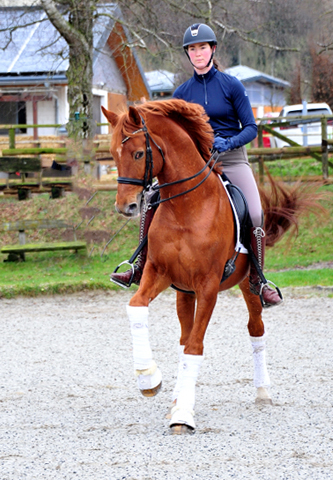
[
  {"left": 110, "top": 188, "right": 159, "bottom": 288},
  {"left": 249, "top": 227, "right": 283, "bottom": 307}
]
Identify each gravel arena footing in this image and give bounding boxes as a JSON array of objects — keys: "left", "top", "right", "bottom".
[{"left": 1, "top": 288, "right": 333, "bottom": 479}]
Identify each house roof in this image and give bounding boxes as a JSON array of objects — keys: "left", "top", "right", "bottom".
[
  {"left": 0, "top": 5, "right": 151, "bottom": 100},
  {"left": 224, "top": 65, "right": 290, "bottom": 88},
  {"left": 145, "top": 70, "right": 176, "bottom": 94}
]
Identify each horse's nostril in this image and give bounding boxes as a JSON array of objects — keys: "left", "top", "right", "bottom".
[{"left": 128, "top": 203, "right": 138, "bottom": 213}]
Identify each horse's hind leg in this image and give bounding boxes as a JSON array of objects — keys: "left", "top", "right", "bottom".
[{"left": 239, "top": 278, "right": 272, "bottom": 405}]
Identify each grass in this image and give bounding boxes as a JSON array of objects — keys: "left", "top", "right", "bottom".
[
  {"left": 0, "top": 251, "right": 123, "bottom": 298},
  {"left": 0, "top": 165, "right": 333, "bottom": 298},
  {"left": 251, "top": 155, "right": 333, "bottom": 181}
]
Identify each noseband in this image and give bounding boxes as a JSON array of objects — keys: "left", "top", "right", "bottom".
[{"left": 117, "top": 115, "right": 219, "bottom": 207}]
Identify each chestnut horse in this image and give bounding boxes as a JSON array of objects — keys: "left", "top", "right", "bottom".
[{"left": 102, "top": 99, "right": 302, "bottom": 434}]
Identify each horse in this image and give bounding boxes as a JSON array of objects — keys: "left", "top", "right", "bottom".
[{"left": 101, "top": 99, "right": 310, "bottom": 434}]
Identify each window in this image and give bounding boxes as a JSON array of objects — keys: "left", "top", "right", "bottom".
[{"left": 0, "top": 101, "right": 27, "bottom": 134}]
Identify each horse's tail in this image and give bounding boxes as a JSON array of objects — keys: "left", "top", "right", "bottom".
[{"left": 259, "top": 171, "right": 327, "bottom": 247}]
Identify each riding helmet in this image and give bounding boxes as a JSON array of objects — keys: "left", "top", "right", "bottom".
[{"left": 183, "top": 23, "right": 217, "bottom": 49}]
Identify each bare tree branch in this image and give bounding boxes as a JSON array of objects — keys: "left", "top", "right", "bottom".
[
  {"left": 40, "top": 0, "right": 90, "bottom": 54},
  {"left": 213, "top": 19, "right": 300, "bottom": 52}
]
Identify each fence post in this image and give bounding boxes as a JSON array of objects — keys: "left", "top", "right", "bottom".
[
  {"left": 9, "top": 128, "right": 15, "bottom": 149},
  {"left": 258, "top": 124, "right": 264, "bottom": 185},
  {"left": 321, "top": 117, "right": 328, "bottom": 180}
]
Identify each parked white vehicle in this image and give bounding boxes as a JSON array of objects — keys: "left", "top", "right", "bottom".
[{"left": 273, "top": 102, "right": 333, "bottom": 148}]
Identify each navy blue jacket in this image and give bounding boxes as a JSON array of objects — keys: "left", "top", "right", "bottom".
[{"left": 173, "top": 67, "right": 257, "bottom": 148}]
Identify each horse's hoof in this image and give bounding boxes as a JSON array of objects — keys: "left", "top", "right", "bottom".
[
  {"left": 140, "top": 381, "right": 162, "bottom": 397},
  {"left": 169, "top": 408, "right": 196, "bottom": 432},
  {"left": 137, "top": 365, "right": 162, "bottom": 397},
  {"left": 255, "top": 387, "right": 273, "bottom": 405},
  {"left": 255, "top": 396, "right": 273, "bottom": 406},
  {"left": 170, "top": 424, "right": 194, "bottom": 435}
]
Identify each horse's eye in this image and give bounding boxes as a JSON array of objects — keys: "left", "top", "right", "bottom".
[{"left": 134, "top": 151, "right": 144, "bottom": 160}]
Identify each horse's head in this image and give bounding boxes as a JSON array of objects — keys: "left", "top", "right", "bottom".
[{"left": 102, "top": 105, "right": 151, "bottom": 217}]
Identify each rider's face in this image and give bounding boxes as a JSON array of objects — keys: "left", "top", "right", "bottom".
[{"left": 187, "top": 42, "right": 213, "bottom": 72}]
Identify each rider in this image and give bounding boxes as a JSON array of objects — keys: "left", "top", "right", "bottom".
[{"left": 111, "top": 23, "right": 282, "bottom": 308}]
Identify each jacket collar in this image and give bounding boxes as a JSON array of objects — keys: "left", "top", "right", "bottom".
[{"left": 193, "top": 66, "right": 217, "bottom": 83}]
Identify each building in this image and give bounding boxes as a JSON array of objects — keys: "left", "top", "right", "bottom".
[
  {"left": 224, "top": 65, "right": 290, "bottom": 118},
  {"left": 145, "top": 70, "right": 176, "bottom": 99},
  {"left": 0, "top": 4, "right": 151, "bottom": 137}
]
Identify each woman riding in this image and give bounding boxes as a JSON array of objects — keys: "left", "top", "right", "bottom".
[{"left": 111, "top": 23, "right": 282, "bottom": 308}]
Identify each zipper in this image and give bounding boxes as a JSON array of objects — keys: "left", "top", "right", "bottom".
[{"left": 202, "top": 75, "right": 208, "bottom": 105}]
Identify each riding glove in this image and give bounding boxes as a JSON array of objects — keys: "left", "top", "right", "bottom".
[{"left": 213, "top": 136, "right": 236, "bottom": 153}]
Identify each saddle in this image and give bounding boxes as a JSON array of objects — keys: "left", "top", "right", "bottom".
[
  {"left": 220, "top": 173, "right": 251, "bottom": 249},
  {"left": 219, "top": 173, "right": 252, "bottom": 282}
]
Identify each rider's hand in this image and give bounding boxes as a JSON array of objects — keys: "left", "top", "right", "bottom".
[{"left": 213, "top": 136, "right": 235, "bottom": 153}]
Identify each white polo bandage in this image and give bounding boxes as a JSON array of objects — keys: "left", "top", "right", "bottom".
[
  {"left": 172, "top": 344, "right": 185, "bottom": 402},
  {"left": 175, "top": 354, "right": 204, "bottom": 412},
  {"left": 127, "top": 305, "right": 152, "bottom": 370},
  {"left": 250, "top": 335, "right": 270, "bottom": 388}
]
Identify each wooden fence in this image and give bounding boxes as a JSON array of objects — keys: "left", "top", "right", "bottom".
[
  {"left": 1, "top": 117, "right": 333, "bottom": 187},
  {"left": 249, "top": 114, "right": 333, "bottom": 184}
]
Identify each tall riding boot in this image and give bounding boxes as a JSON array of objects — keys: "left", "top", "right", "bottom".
[
  {"left": 111, "top": 188, "right": 159, "bottom": 288},
  {"left": 249, "top": 227, "right": 283, "bottom": 308}
]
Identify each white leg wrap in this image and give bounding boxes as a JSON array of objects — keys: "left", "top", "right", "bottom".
[
  {"left": 250, "top": 335, "right": 270, "bottom": 388},
  {"left": 172, "top": 345, "right": 185, "bottom": 402},
  {"left": 135, "top": 361, "right": 162, "bottom": 391},
  {"left": 127, "top": 305, "right": 152, "bottom": 370},
  {"left": 174, "top": 354, "right": 204, "bottom": 413},
  {"left": 170, "top": 354, "right": 203, "bottom": 430}
]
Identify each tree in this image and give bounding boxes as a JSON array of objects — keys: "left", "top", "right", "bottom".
[
  {"left": 40, "top": 0, "right": 96, "bottom": 138},
  {"left": 311, "top": 48, "right": 333, "bottom": 109},
  {"left": 2, "top": 0, "right": 331, "bottom": 136}
]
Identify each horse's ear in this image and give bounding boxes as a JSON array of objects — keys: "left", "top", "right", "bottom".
[
  {"left": 101, "top": 106, "right": 119, "bottom": 127},
  {"left": 128, "top": 106, "right": 142, "bottom": 127}
]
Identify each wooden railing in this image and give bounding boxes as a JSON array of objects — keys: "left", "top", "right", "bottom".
[
  {"left": 1, "top": 118, "right": 333, "bottom": 186},
  {"left": 249, "top": 115, "right": 333, "bottom": 183}
]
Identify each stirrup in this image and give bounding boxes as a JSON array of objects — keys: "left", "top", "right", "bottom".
[
  {"left": 259, "top": 280, "right": 283, "bottom": 309},
  {"left": 110, "top": 260, "right": 135, "bottom": 289}
]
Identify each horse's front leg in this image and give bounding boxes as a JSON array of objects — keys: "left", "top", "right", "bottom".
[
  {"left": 127, "top": 263, "right": 170, "bottom": 397},
  {"left": 127, "top": 304, "right": 162, "bottom": 397},
  {"left": 170, "top": 284, "right": 219, "bottom": 433},
  {"left": 239, "top": 278, "right": 272, "bottom": 405}
]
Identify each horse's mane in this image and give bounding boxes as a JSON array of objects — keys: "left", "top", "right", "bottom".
[{"left": 114, "top": 99, "right": 214, "bottom": 161}]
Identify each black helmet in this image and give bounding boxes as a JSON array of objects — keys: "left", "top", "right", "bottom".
[{"left": 183, "top": 23, "right": 217, "bottom": 49}]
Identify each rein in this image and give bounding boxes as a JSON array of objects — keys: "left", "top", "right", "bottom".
[{"left": 118, "top": 116, "right": 219, "bottom": 207}]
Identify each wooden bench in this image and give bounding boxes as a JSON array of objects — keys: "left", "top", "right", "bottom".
[
  {"left": 1, "top": 219, "right": 86, "bottom": 261},
  {"left": 0, "top": 156, "right": 72, "bottom": 200}
]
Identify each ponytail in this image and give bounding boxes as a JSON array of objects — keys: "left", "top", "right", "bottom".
[{"left": 213, "top": 58, "right": 221, "bottom": 71}]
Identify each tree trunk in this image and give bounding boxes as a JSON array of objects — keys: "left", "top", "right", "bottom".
[
  {"left": 67, "top": 2, "right": 94, "bottom": 138},
  {"left": 40, "top": 0, "right": 95, "bottom": 138}
]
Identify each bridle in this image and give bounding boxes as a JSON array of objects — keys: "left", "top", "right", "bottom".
[
  {"left": 117, "top": 115, "right": 219, "bottom": 208},
  {"left": 117, "top": 117, "right": 165, "bottom": 189}
]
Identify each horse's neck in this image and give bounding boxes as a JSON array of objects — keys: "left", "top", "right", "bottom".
[{"left": 151, "top": 119, "right": 208, "bottom": 184}]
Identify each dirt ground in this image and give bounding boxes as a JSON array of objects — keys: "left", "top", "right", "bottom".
[{"left": 0, "top": 288, "right": 332, "bottom": 479}]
